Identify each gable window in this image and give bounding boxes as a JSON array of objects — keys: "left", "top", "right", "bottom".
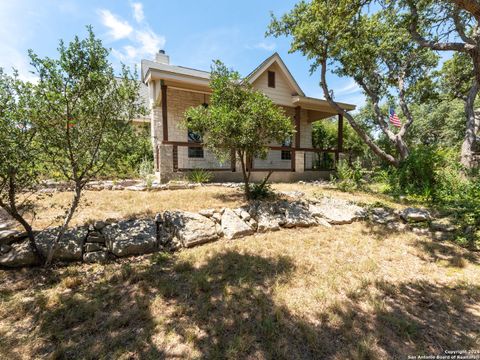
[
  {"left": 268, "top": 71, "right": 276, "bottom": 88},
  {"left": 281, "top": 137, "right": 292, "bottom": 160}
]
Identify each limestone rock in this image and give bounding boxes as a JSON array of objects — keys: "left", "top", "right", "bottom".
[
  {"left": 309, "top": 198, "right": 365, "bottom": 225},
  {"left": 0, "top": 230, "right": 21, "bottom": 245},
  {"left": 430, "top": 218, "right": 456, "bottom": 232},
  {"left": 104, "top": 219, "right": 157, "bottom": 257},
  {"left": 163, "top": 211, "right": 218, "bottom": 247},
  {"left": 316, "top": 217, "right": 332, "bottom": 228},
  {"left": 0, "top": 244, "right": 12, "bottom": 254},
  {"left": 0, "top": 240, "right": 39, "bottom": 267},
  {"left": 84, "top": 243, "right": 104, "bottom": 253},
  {"left": 221, "top": 208, "right": 254, "bottom": 239},
  {"left": 370, "top": 207, "right": 396, "bottom": 224},
  {"left": 401, "top": 208, "right": 431, "bottom": 223},
  {"left": 35, "top": 227, "right": 87, "bottom": 261},
  {"left": 284, "top": 202, "right": 317, "bottom": 228},
  {"left": 199, "top": 209, "right": 215, "bottom": 218},
  {"left": 255, "top": 203, "right": 285, "bottom": 233},
  {"left": 83, "top": 250, "right": 109, "bottom": 263}
]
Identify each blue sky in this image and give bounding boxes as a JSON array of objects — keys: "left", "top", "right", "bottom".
[{"left": 0, "top": 1, "right": 365, "bottom": 106}]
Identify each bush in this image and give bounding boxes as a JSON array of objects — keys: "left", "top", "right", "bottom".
[
  {"left": 248, "top": 182, "right": 274, "bottom": 200},
  {"left": 333, "top": 159, "right": 365, "bottom": 192},
  {"left": 188, "top": 169, "right": 213, "bottom": 183}
]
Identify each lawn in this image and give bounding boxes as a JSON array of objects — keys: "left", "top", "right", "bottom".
[{"left": 1, "top": 184, "right": 479, "bottom": 359}]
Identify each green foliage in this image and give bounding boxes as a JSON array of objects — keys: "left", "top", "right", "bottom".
[
  {"left": 30, "top": 26, "right": 146, "bottom": 185},
  {"left": 0, "top": 68, "right": 41, "bottom": 252},
  {"left": 185, "top": 60, "right": 294, "bottom": 199},
  {"left": 248, "top": 182, "right": 274, "bottom": 200},
  {"left": 103, "top": 125, "right": 153, "bottom": 179},
  {"left": 333, "top": 159, "right": 365, "bottom": 192},
  {"left": 187, "top": 169, "right": 213, "bottom": 184}
]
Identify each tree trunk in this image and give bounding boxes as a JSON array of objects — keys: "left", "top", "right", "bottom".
[
  {"left": 44, "top": 184, "right": 82, "bottom": 266},
  {"left": 461, "top": 80, "right": 479, "bottom": 168},
  {"left": 319, "top": 59, "right": 400, "bottom": 167},
  {"left": 238, "top": 151, "right": 251, "bottom": 200},
  {"left": 1, "top": 172, "right": 44, "bottom": 262}
]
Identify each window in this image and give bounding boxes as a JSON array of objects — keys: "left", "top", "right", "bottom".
[
  {"left": 268, "top": 71, "right": 275, "bottom": 88},
  {"left": 188, "top": 129, "right": 204, "bottom": 158},
  {"left": 281, "top": 137, "right": 292, "bottom": 160}
]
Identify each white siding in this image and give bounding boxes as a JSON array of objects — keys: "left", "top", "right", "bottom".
[{"left": 251, "top": 63, "right": 297, "bottom": 107}]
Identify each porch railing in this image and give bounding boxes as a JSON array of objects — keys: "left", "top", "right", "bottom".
[{"left": 160, "top": 142, "right": 340, "bottom": 172}]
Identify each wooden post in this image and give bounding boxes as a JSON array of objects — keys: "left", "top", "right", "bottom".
[
  {"left": 295, "top": 106, "right": 301, "bottom": 148},
  {"left": 291, "top": 149, "right": 296, "bottom": 172},
  {"left": 161, "top": 82, "right": 168, "bottom": 141}
]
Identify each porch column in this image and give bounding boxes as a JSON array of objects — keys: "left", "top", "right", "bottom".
[
  {"left": 336, "top": 113, "right": 344, "bottom": 163},
  {"left": 293, "top": 106, "right": 301, "bottom": 172},
  {"left": 161, "top": 81, "right": 168, "bottom": 141}
]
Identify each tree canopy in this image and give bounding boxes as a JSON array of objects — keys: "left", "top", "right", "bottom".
[{"left": 185, "top": 61, "right": 294, "bottom": 199}]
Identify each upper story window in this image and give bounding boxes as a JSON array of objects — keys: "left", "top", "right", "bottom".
[{"left": 268, "top": 71, "right": 275, "bottom": 88}]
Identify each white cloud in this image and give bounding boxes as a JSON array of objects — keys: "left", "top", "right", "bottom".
[
  {"left": 253, "top": 41, "right": 276, "bottom": 52},
  {"left": 131, "top": 2, "right": 144, "bottom": 23},
  {"left": 335, "top": 80, "right": 362, "bottom": 96},
  {"left": 99, "top": 6, "right": 165, "bottom": 66},
  {"left": 98, "top": 9, "right": 133, "bottom": 40}
]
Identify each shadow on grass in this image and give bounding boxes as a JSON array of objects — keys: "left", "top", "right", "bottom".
[
  {"left": 1, "top": 250, "right": 480, "bottom": 359},
  {"left": 362, "top": 220, "right": 480, "bottom": 268}
]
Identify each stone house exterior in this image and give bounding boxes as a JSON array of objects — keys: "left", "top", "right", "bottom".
[{"left": 141, "top": 51, "right": 355, "bottom": 183}]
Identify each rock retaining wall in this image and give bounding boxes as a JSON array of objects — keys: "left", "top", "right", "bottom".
[{"left": 0, "top": 196, "right": 449, "bottom": 268}]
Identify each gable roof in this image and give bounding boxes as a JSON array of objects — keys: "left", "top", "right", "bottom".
[{"left": 245, "top": 53, "right": 305, "bottom": 97}]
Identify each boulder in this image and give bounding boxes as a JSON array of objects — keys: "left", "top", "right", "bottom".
[
  {"left": 0, "top": 229, "right": 21, "bottom": 245},
  {"left": 401, "top": 208, "right": 431, "bottom": 223},
  {"left": 0, "top": 240, "right": 39, "bottom": 267},
  {"left": 83, "top": 250, "right": 109, "bottom": 263},
  {"left": 163, "top": 211, "right": 218, "bottom": 247},
  {"left": 284, "top": 202, "right": 317, "bottom": 228},
  {"left": 199, "top": 209, "right": 215, "bottom": 218},
  {"left": 316, "top": 218, "right": 332, "bottom": 228},
  {"left": 125, "top": 185, "right": 147, "bottom": 191},
  {"left": 35, "top": 227, "right": 87, "bottom": 261},
  {"left": 255, "top": 203, "right": 285, "bottom": 233},
  {"left": 0, "top": 244, "right": 12, "bottom": 254},
  {"left": 104, "top": 219, "right": 157, "bottom": 257},
  {"left": 221, "top": 208, "right": 254, "bottom": 239},
  {"left": 370, "top": 207, "right": 396, "bottom": 224},
  {"left": 309, "top": 198, "right": 365, "bottom": 225},
  {"left": 430, "top": 218, "right": 456, "bottom": 232},
  {"left": 93, "top": 221, "right": 107, "bottom": 231}
]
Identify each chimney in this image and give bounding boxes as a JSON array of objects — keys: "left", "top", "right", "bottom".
[{"left": 155, "top": 49, "right": 170, "bottom": 65}]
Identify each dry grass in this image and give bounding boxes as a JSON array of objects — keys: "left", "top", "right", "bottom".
[
  {"left": 25, "top": 186, "right": 244, "bottom": 229},
  {"left": 19, "top": 183, "right": 402, "bottom": 230},
  {"left": 1, "top": 221, "right": 479, "bottom": 359},
  {"left": 2, "top": 183, "right": 479, "bottom": 358}
]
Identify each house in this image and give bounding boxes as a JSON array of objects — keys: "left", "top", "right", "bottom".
[{"left": 141, "top": 50, "right": 355, "bottom": 183}]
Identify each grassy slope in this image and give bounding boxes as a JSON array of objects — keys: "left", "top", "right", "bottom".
[{"left": 1, "top": 194, "right": 479, "bottom": 358}]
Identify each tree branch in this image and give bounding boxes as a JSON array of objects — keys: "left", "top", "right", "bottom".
[
  {"left": 407, "top": 0, "right": 471, "bottom": 52},
  {"left": 319, "top": 57, "right": 399, "bottom": 167}
]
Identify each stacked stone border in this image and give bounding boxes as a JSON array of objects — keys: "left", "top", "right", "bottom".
[{"left": 0, "top": 195, "right": 453, "bottom": 268}]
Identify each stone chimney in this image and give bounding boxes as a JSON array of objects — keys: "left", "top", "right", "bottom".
[{"left": 155, "top": 49, "right": 170, "bottom": 65}]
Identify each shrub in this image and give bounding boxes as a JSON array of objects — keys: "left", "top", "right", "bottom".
[
  {"left": 188, "top": 169, "right": 213, "bottom": 183},
  {"left": 248, "top": 182, "right": 275, "bottom": 200},
  {"left": 333, "top": 159, "right": 365, "bottom": 192}
]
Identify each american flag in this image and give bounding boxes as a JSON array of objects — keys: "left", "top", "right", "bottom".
[{"left": 389, "top": 108, "right": 401, "bottom": 128}]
